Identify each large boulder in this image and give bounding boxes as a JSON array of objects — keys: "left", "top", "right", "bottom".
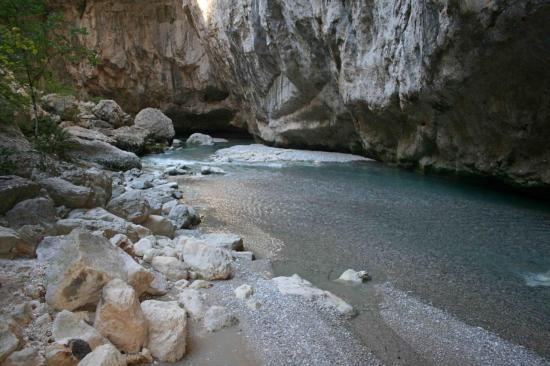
[
  {"left": 77, "top": 343, "right": 126, "bottom": 366},
  {"left": 108, "top": 126, "right": 150, "bottom": 154},
  {"left": 134, "top": 108, "right": 175, "bottom": 143},
  {"left": 39, "top": 177, "right": 94, "bottom": 209},
  {"left": 68, "top": 136, "right": 141, "bottom": 171},
  {"left": 141, "top": 300, "right": 186, "bottom": 363},
  {"left": 56, "top": 208, "right": 151, "bottom": 242},
  {"left": 64, "top": 126, "right": 116, "bottom": 145},
  {"left": 92, "top": 100, "right": 130, "bottom": 128},
  {"left": 106, "top": 190, "right": 151, "bottom": 224},
  {"left": 272, "top": 274, "right": 354, "bottom": 316},
  {"left": 52, "top": 310, "right": 108, "bottom": 350},
  {"left": 60, "top": 168, "right": 112, "bottom": 208},
  {"left": 176, "top": 238, "right": 233, "bottom": 280},
  {"left": 41, "top": 94, "right": 79, "bottom": 120},
  {"left": 37, "top": 230, "right": 153, "bottom": 310},
  {"left": 0, "top": 176, "right": 40, "bottom": 215},
  {"left": 0, "top": 226, "right": 34, "bottom": 259},
  {"left": 94, "top": 279, "right": 147, "bottom": 353}
]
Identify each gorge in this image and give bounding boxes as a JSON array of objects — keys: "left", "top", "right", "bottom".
[
  {"left": 0, "top": 0, "right": 549, "bottom": 365},
  {"left": 56, "top": 0, "right": 550, "bottom": 193}
]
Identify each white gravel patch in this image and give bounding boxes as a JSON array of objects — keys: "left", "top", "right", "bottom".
[{"left": 212, "top": 144, "right": 371, "bottom": 164}]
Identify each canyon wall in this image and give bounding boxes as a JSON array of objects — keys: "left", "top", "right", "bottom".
[
  {"left": 53, "top": 0, "right": 237, "bottom": 133},
  {"left": 61, "top": 0, "right": 550, "bottom": 190}
]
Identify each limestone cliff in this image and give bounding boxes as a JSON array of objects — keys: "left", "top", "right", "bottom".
[
  {"left": 61, "top": 0, "right": 550, "bottom": 190},
  {"left": 53, "top": 0, "right": 236, "bottom": 133}
]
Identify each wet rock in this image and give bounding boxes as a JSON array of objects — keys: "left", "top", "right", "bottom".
[
  {"left": 234, "top": 284, "right": 254, "bottom": 300},
  {"left": 168, "top": 204, "right": 200, "bottom": 229},
  {"left": 203, "top": 306, "right": 238, "bottom": 332},
  {"left": 171, "top": 139, "right": 183, "bottom": 148},
  {"left": 134, "top": 108, "right": 174, "bottom": 143},
  {"left": 337, "top": 269, "right": 370, "bottom": 284},
  {"left": 142, "top": 215, "right": 175, "bottom": 238},
  {"left": 0, "top": 226, "right": 34, "bottom": 259},
  {"left": 92, "top": 100, "right": 131, "bottom": 128},
  {"left": 77, "top": 343, "right": 126, "bottom": 366},
  {"left": 52, "top": 311, "right": 107, "bottom": 350},
  {"left": 37, "top": 230, "right": 153, "bottom": 310},
  {"left": 94, "top": 279, "right": 147, "bottom": 353},
  {"left": 200, "top": 166, "right": 225, "bottom": 175},
  {"left": 178, "top": 289, "right": 206, "bottom": 320},
  {"left": 186, "top": 133, "right": 213, "bottom": 146},
  {"left": 106, "top": 190, "right": 151, "bottom": 224},
  {"left": 201, "top": 233, "right": 243, "bottom": 251},
  {"left": 3, "top": 347, "right": 45, "bottom": 366},
  {"left": 177, "top": 238, "right": 233, "bottom": 280},
  {"left": 141, "top": 300, "right": 187, "bottom": 362},
  {"left": 39, "top": 178, "right": 93, "bottom": 209},
  {"left": 0, "top": 176, "right": 40, "bottom": 215},
  {"left": 57, "top": 208, "right": 151, "bottom": 242},
  {"left": 273, "top": 274, "right": 354, "bottom": 316}
]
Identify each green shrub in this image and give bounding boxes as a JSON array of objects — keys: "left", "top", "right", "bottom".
[{"left": 20, "top": 116, "right": 72, "bottom": 158}]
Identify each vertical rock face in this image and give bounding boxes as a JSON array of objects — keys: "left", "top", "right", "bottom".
[
  {"left": 52, "top": 0, "right": 236, "bottom": 132},
  {"left": 196, "top": 0, "right": 550, "bottom": 189},
  {"left": 58, "top": 0, "right": 550, "bottom": 190}
]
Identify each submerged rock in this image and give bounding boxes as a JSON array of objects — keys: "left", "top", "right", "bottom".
[
  {"left": 37, "top": 230, "right": 153, "bottom": 310},
  {"left": 186, "top": 133, "right": 213, "bottom": 146},
  {"left": 273, "top": 274, "right": 354, "bottom": 316},
  {"left": 200, "top": 166, "right": 226, "bottom": 175},
  {"left": 337, "top": 269, "right": 370, "bottom": 284}
]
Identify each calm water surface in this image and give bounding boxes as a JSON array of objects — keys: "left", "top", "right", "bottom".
[{"left": 145, "top": 140, "right": 550, "bottom": 360}]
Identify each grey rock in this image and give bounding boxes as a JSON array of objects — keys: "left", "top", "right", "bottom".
[
  {"left": 68, "top": 136, "right": 141, "bottom": 171},
  {"left": 142, "top": 215, "right": 176, "bottom": 238},
  {"left": 0, "top": 176, "right": 40, "bottom": 215},
  {"left": 178, "top": 288, "right": 206, "bottom": 320},
  {"left": 0, "top": 226, "right": 34, "bottom": 259},
  {"left": 176, "top": 237, "right": 233, "bottom": 280},
  {"left": 134, "top": 108, "right": 175, "bottom": 143},
  {"left": 52, "top": 310, "right": 108, "bottom": 350},
  {"left": 108, "top": 126, "right": 150, "bottom": 154},
  {"left": 200, "top": 166, "right": 225, "bottom": 175},
  {"left": 57, "top": 208, "right": 151, "bottom": 242},
  {"left": 151, "top": 256, "right": 188, "bottom": 281},
  {"left": 203, "top": 306, "right": 238, "bottom": 332},
  {"left": 168, "top": 204, "right": 200, "bottom": 229},
  {"left": 3, "top": 347, "right": 45, "bottom": 366},
  {"left": 5, "top": 197, "right": 57, "bottom": 230},
  {"left": 106, "top": 189, "right": 151, "bottom": 224},
  {"left": 78, "top": 343, "right": 126, "bottom": 366},
  {"left": 200, "top": 233, "right": 243, "bottom": 251},
  {"left": 39, "top": 177, "right": 93, "bottom": 209},
  {"left": 92, "top": 100, "right": 131, "bottom": 128}
]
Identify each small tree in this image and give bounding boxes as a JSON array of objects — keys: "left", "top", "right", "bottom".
[{"left": 0, "top": 0, "right": 96, "bottom": 134}]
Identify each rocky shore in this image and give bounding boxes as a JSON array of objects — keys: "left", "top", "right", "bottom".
[{"left": 0, "top": 95, "right": 366, "bottom": 365}]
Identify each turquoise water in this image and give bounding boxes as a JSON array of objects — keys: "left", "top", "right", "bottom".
[{"left": 146, "top": 140, "right": 550, "bottom": 359}]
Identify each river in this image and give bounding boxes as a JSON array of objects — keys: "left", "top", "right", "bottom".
[{"left": 144, "top": 139, "right": 550, "bottom": 364}]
